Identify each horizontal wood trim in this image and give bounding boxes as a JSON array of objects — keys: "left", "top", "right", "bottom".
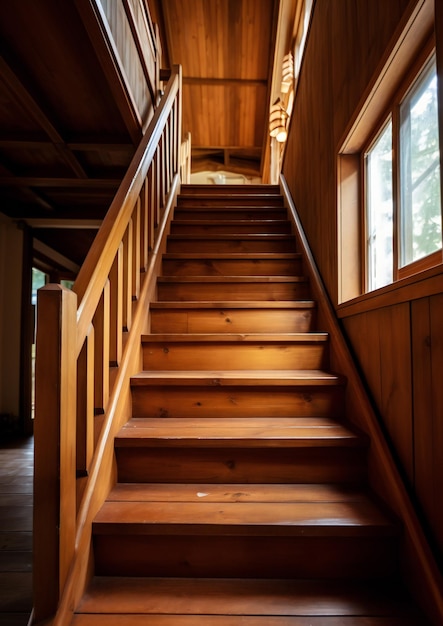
[{"left": 337, "top": 264, "right": 443, "bottom": 318}]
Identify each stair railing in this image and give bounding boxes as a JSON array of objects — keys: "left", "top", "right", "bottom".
[{"left": 33, "top": 65, "right": 182, "bottom": 625}]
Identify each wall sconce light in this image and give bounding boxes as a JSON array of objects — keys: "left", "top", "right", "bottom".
[
  {"left": 269, "top": 99, "right": 288, "bottom": 142},
  {"left": 281, "top": 51, "right": 294, "bottom": 93}
]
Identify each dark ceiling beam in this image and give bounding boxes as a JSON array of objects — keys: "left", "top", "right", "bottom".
[
  {"left": 25, "top": 218, "right": 102, "bottom": 229},
  {"left": 0, "top": 177, "right": 120, "bottom": 188},
  {"left": 0, "top": 139, "right": 133, "bottom": 153},
  {"left": 0, "top": 161, "right": 53, "bottom": 212},
  {"left": 0, "top": 56, "right": 88, "bottom": 179}
]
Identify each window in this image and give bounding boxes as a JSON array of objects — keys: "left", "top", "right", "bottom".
[
  {"left": 363, "top": 51, "right": 441, "bottom": 292},
  {"left": 399, "top": 57, "right": 441, "bottom": 269},
  {"left": 366, "top": 120, "right": 393, "bottom": 291}
]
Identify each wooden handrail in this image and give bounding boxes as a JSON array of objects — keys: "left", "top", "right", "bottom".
[{"left": 33, "top": 65, "right": 182, "bottom": 625}]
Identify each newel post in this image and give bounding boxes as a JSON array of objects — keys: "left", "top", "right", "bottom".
[{"left": 33, "top": 285, "right": 77, "bottom": 622}]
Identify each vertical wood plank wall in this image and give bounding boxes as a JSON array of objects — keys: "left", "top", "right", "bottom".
[
  {"left": 282, "top": 0, "right": 443, "bottom": 562},
  {"left": 98, "top": 0, "right": 157, "bottom": 126}
]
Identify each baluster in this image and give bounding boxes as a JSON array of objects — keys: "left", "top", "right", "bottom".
[
  {"left": 172, "top": 98, "right": 178, "bottom": 175},
  {"left": 109, "top": 245, "right": 123, "bottom": 367},
  {"left": 93, "top": 281, "right": 110, "bottom": 415},
  {"left": 132, "top": 199, "right": 141, "bottom": 298},
  {"left": 159, "top": 131, "right": 166, "bottom": 209},
  {"left": 76, "top": 325, "right": 95, "bottom": 488},
  {"left": 123, "top": 220, "right": 133, "bottom": 332},
  {"left": 139, "top": 183, "right": 149, "bottom": 271},
  {"left": 164, "top": 118, "right": 171, "bottom": 193}
]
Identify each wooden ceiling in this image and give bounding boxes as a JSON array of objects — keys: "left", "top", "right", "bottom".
[{"left": 154, "top": 0, "right": 280, "bottom": 177}]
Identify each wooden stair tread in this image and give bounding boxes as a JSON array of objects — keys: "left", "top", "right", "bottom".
[
  {"left": 92, "top": 498, "right": 396, "bottom": 536},
  {"left": 157, "top": 276, "right": 307, "bottom": 283},
  {"left": 107, "top": 483, "right": 371, "bottom": 503},
  {"left": 179, "top": 184, "right": 281, "bottom": 193},
  {"left": 76, "top": 576, "right": 423, "bottom": 618},
  {"left": 168, "top": 234, "right": 292, "bottom": 240},
  {"left": 115, "top": 417, "right": 363, "bottom": 448},
  {"left": 150, "top": 301, "right": 316, "bottom": 309},
  {"left": 162, "top": 252, "right": 302, "bottom": 259},
  {"left": 131, "top": 370, "right": 345, "bottom": 386},
  {"left": 141, "top": 332, "right": 328, "bottom": 342},
  {"left": 172, "top": 219, "right": 291, "bottom": 225},
  {"left": 71, "top": 617, "right": 429, "bottom": 625}
]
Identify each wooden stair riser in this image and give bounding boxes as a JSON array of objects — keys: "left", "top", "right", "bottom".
[
  {"left": 150, "top": 306, "right": 316, "bottom": 334},
  {"left": 92, "top": 534, "right": 397, "bottom": 579},
  {"left": 179, "top": 185, "right": 281, "bottom": 195},
  {"left": 130, "top": 385, "right": 345, "bottom": 419},
  {"left": 170, "top": 221, "right": 292, "bottom": 235},
  {"left": 176, "top": 197, "right": 284, "bottom": 208},
  {"left": 166, "top": 236, "right": 295, "bottom": 253},
  {"left": 161, "top": 256, "right": 303, "bottom": 276},
  {"left": 141, "top": 340, "right": 329, "bottom": 371},
  {"left": 156, "top": 280, "right": 310, "bottom": 301},
  {"left": 174, "top": 208, "right": 289, "bottom": 220},
  {"left": 115, "top": 446, "right": 367, "bottom": 484}
]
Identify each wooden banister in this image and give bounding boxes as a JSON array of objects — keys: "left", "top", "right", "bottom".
[{"left": 33, "top": 65, "right": 182, "bottom": 624}]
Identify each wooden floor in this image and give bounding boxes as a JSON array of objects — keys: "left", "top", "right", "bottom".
[{"left": 0, "top": 436, "right": 33, "bottom": 626}]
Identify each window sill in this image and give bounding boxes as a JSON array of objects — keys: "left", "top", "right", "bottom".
[{"left": 336, "top": 260, "right": 443, "bottom": 318}]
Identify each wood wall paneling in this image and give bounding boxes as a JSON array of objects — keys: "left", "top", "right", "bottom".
[
  {"left": 378, "top": 303, "right": 413, "bottom": 483},
  {"left": 283, "top": 0, "right": 443, "bottom": 564},
  {"left": 99, "top": 0, "right": 155, "bottom": 127}
]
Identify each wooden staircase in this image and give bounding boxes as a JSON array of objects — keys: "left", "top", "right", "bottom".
[{"left": 71, "top": 185, "right": 430, "bottom": 625}]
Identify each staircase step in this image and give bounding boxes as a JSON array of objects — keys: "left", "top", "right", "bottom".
[
  {"left": 179, "top": 184, "right": 281, "bottom": 195},
  {"left": 174, "top": 207, "right": 289, "bottom": 220},
  {"left": 115, "top": 417, "right": 365, "bottom": 448},
  {"left": 71, "top": 616, "right": 430, "bottom": 626},
  {"left": 161, "top": 253, "right": 302, "bottom": 276},
  {"left": 91, "top": 485, "right": 397, "bottom": 578},
  {"left": 177, "top": 196, "right": 284, "bottom": 208},
  {"left": 74, "top": 577, "right": 429, "bottom": 624},
  {"left": 141, "top": 333, "right": 329, "bottom": 371},
  {"left": 106, "top": 483, "right": 369, "bottom": 502},
  {"left": 170, "top": 220, "right": 292, "bottom": 234},
  {"left": 115, "top": 415, "right": 365, "bottom": 484},
  {"left": 150, "top": 301, "right": 316, "bottom": 333},
  {"left": 131, "top": 369, "right": 345, "bottom": 386},
  {"left": 130, "top": 370, "right": 346, "bottom": 419},
  {"left": 166, "top": 234, "right": 295, "bottom": 253},
  {"left": 156, "top": 275, "right": 309, "bottom": 301},
  {"left": 93, "top": 491, "right": 395, "bottom": 537}
]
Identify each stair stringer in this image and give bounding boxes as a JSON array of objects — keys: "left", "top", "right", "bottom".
[{"left": 280, "top": 173, "right": 443, "bottom": 625}]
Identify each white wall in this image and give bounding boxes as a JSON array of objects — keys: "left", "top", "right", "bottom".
[{"left": 0, "top": 214, "right": 23, "bottom": 418}]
